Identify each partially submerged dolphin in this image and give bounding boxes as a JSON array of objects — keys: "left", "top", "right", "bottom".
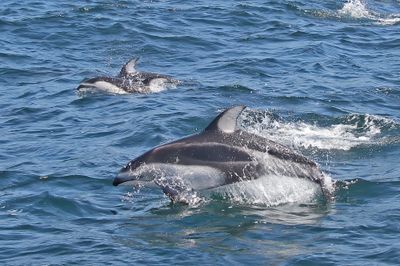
[
  {"left": 113, "top": 106, "right": 332, "bottom": 203},
  {"left": 77, "top": 58, "right": 179, "bottom": 94}
]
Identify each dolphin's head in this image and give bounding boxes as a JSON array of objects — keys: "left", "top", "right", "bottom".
[
  {"left": 113, "top": 152, "right": 161, "bottom": 186},
  {"left": 113, "top": 160, "right": 140, "bottom": 186},
  {"left": 77, "top": 77, "right": 128, "bottom": 94}
]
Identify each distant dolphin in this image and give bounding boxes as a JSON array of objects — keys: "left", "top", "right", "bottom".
[
  {"left": 77, "top": 58, "right": 179, "bottom": 94},
  {"left": 113, "top": 106, "right": 331, "bottom": 203}
]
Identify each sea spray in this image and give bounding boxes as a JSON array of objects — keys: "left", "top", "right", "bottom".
[{"left": 239, "top": 109, "right": 397, "bottom": 151}]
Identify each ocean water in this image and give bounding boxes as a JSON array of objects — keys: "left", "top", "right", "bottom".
[{"left": 1, "top": 0, "right": 399, "bottom": 264}]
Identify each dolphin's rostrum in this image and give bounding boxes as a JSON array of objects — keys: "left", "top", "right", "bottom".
[
  {"left": 77, "top": 58, "right": 179, "bottom": 94},
  {"left": 114, "top": 106, "right": 332, "bottom": 203}
]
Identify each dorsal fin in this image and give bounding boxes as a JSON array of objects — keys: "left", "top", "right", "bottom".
[
  {"left": 119, "top": 57, "right": 139, "bottom": 77},
  {"left": 205, "top": 106, "right": 246, "bottom": 133}
]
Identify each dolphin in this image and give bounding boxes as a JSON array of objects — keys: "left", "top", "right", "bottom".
[
  {"left": 77, "top": 58, "right": 179, "bottom": 94},
  {"left": 113, "top": 106, "right": 331, "bottom": 203}
]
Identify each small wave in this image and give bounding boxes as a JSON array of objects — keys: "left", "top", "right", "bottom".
[
  {"left": 217, "top": 84, "right": 255, "bottom": 93},
  {"left": 334, "top": 178, "right": 400, "bottom": 201},
  {"left": 239, "top": 109, "right": 398, "bottom": 151}
]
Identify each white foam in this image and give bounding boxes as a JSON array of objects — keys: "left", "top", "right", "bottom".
[
  {"left": 339, "top": 0, "right": 371, "bottom": 19},
  {"left": 240, "top": 110, "right": 394, "bottom": 151},
  {"left": 338, "top": 0, "right": 400, "bottom": 25},
  {"left": 7, "top": 209, "right": 23, "bottom": 216}
]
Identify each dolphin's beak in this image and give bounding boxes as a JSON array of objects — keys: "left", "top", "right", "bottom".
[
  {"left": 77, "top": 82, "right": 94, "bottom": 91},
  {"left": 113, "top": 176, "right": 125, "bottom": 186},
  {"left": 113, "top": 170, "right": 136, "bottom": 186},
  {"left": 76, "top": 84, "right": 85, "bottom": 91},
  {"left": 114, "top": 159, "right": 155, "bottom": 187}
]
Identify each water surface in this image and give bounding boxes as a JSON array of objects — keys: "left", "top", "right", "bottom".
[{"left": 1, "top": 0, "right": 399, "bottom": 264}]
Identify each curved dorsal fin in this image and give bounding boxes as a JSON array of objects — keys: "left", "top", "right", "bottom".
[
  {"left": 205, "top": 105, "right": 246, "bottom": 133},
  {"left": 119, "top": 57, "right": 139, "bottom": 77}
]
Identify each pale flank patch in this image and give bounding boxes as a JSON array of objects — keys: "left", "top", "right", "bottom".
[
  {"left": 93, "top": 81, "right": 129, "bottom": 94},
  {"left": 137, "top": 163, "right": 226, "bottom": 191}
]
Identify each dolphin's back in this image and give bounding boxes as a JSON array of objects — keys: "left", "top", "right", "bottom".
[{"left": 150, "top": 142, "right": 253, "bottom": 164}]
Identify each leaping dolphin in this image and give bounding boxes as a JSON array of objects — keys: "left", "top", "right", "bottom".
[
  {"left": 113, "top": 106, "right": 332, "bottom": 203},
  {"left": 77, "top": 58, "right": 179, "bottom": 94}
]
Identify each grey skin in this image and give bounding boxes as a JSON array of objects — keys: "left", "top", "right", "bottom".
[
  {"left": 114, "top": 106, "right": 331, "bottom": 202},
  {"left": 77, "top": 58, "right": 179, "bottom": 94}
]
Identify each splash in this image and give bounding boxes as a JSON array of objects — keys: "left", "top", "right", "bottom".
[
  {"left": 155, "top": 176, "right": 205, "bottom": 206},
  {"left": 338, "top": 0, "right": 400, "bottom": 25},
  {"left": 296, "top": 0, "right": 400, "bottom": 26},
  {"left": 339, "top": 0, "right": 370, "bottom": 19},
  {"left": 205, "top": 151, "right": 335, "bottom": 207},
  {"left": 208, "top": 175, "right": 322, "bottom": 207},
  {"left": 239, "top": 109, "right": 397, "bottom": 151}
]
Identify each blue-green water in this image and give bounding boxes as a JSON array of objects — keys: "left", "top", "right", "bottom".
[{"left": 1, "top": 0, "right": 400, "bottom": 264}]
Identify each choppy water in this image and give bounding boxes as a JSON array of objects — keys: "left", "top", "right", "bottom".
[{"left": 1, "top": 0, "right": 400, "bottom": 264}]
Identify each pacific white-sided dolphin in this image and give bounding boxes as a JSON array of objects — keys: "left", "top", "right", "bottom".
[
  {"left": 113, "top": 106, "right": 331, "bottom": 202},
  {"left": 77, "top": 58, "right": 179, "bottom": 94}
]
